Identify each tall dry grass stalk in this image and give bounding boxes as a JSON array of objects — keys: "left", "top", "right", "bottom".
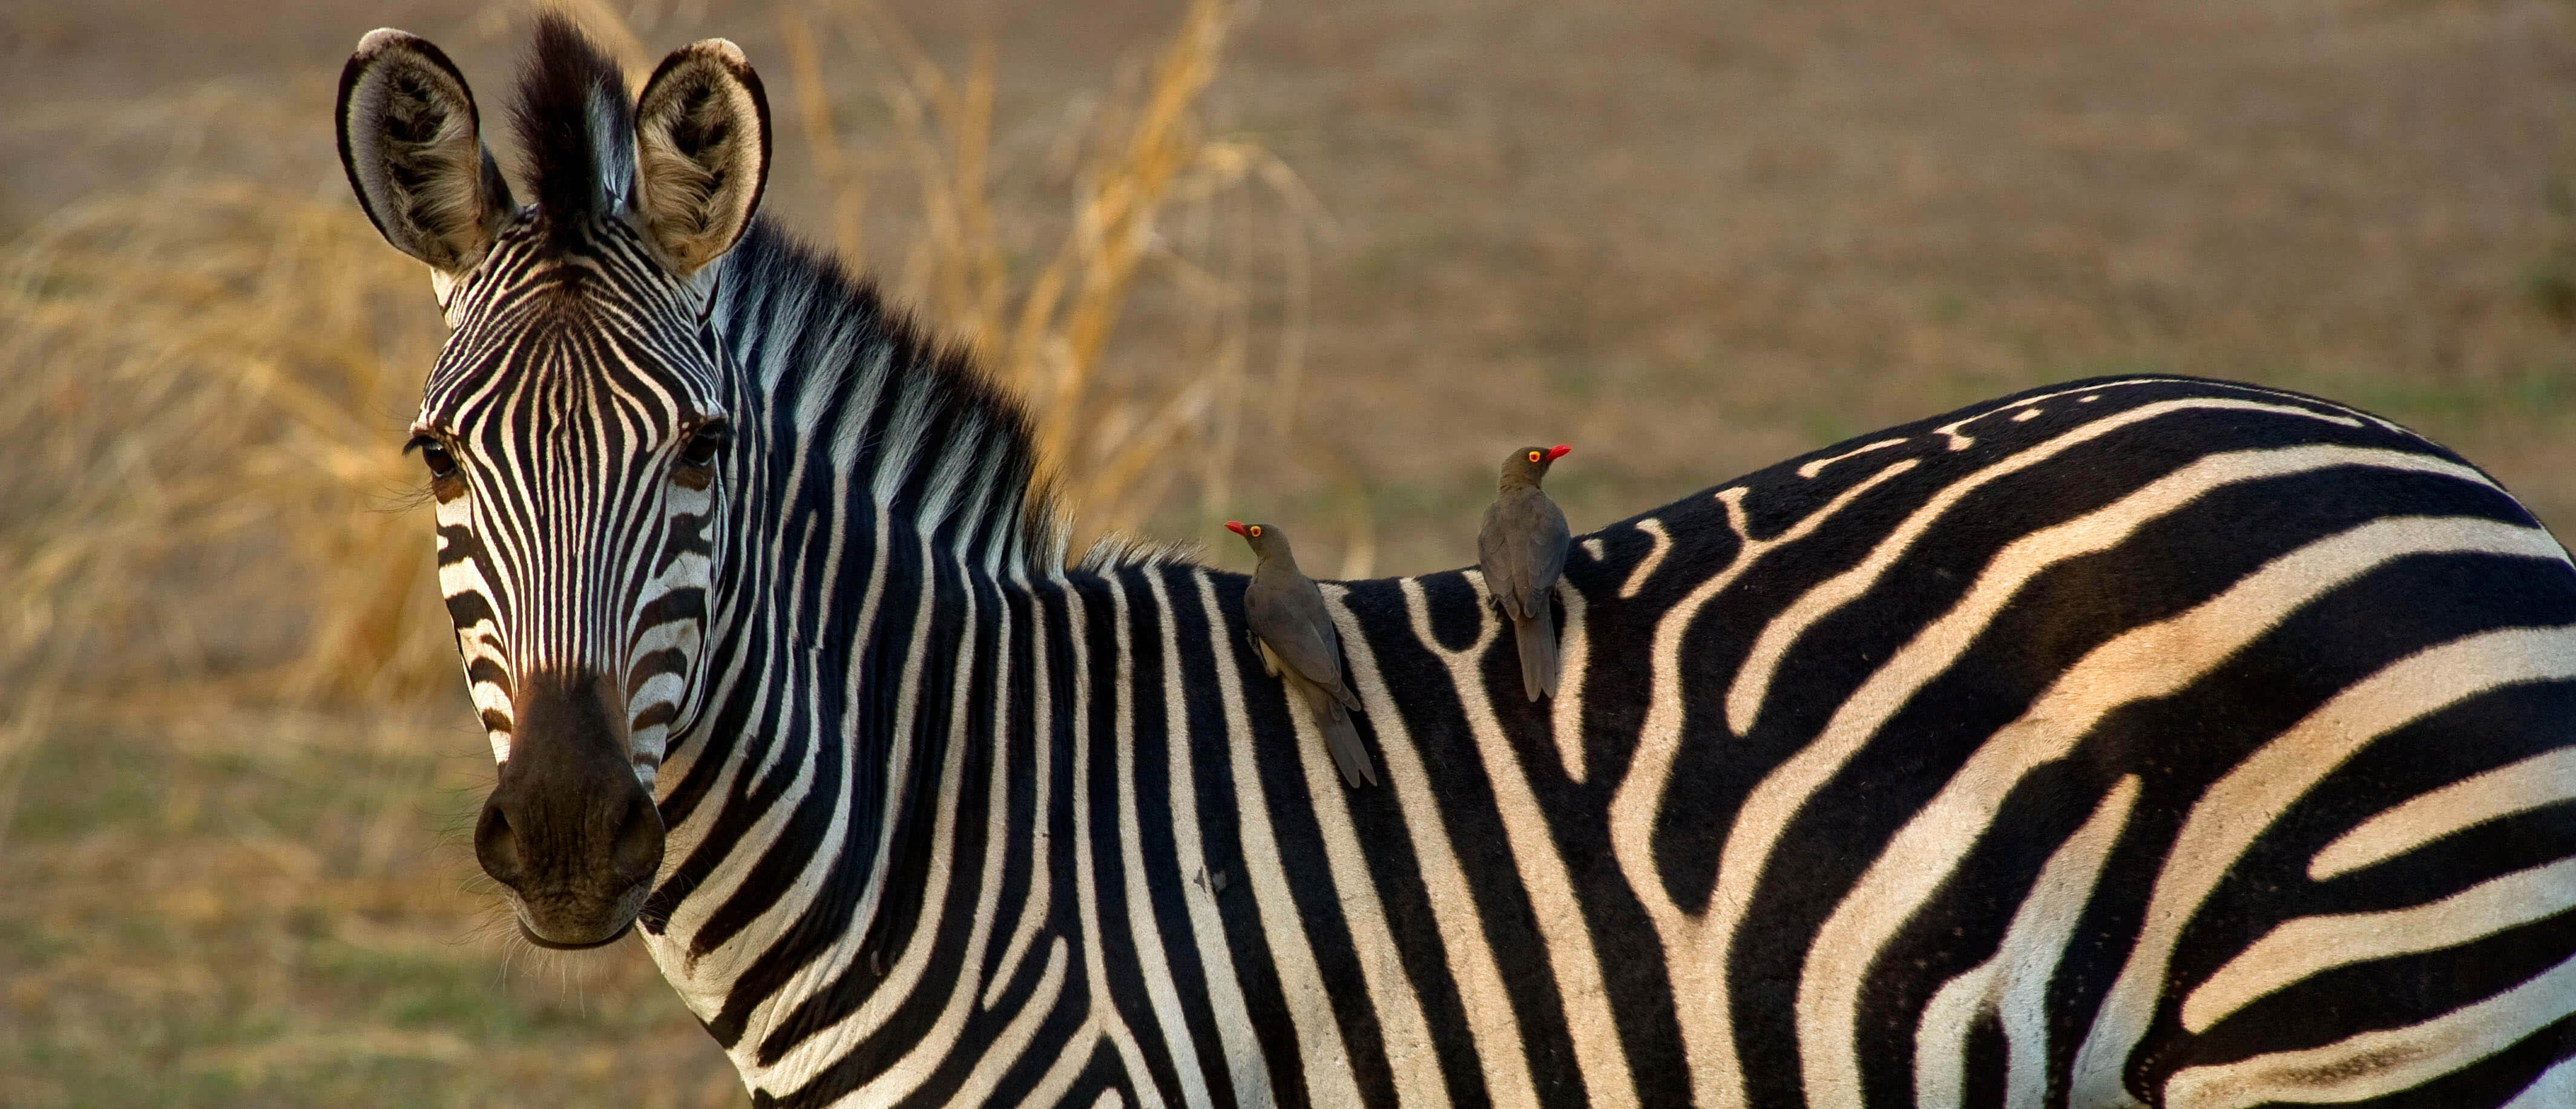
[
  {"left": 0, "top": 0, "right": 1310, "bottom": 707},
  {"left": 0, "top": 182, "right": 453, "bottom": 703},
  {"left": 786, "top": 0, "right": 1322, "bottom": 537}
]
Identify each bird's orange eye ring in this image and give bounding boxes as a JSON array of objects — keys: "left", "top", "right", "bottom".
[
  {"left": 1528, "top": 450, "right": 1543, "bottom": 462},
  {"left": 1248, "top": 525, "right": 1263, "bottom": 537}
]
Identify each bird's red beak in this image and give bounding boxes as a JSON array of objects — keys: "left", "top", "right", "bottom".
[
  {"left": 1224, "top": 521, "right": 1247, "bottom": 537},
  {"left": 1546, "top": 445, "right": 1572, "bottom": 461}
]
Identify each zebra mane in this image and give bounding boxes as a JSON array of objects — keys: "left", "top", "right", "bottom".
[
  {"left": 510, "top": 14, "right": 636, "bottom": 251},
  {"left": 1077, "top": 534, "right": 1204, "bottom": 571},
  {"left": 715, "top": 221, "right": 1083, "bottom": 575}
]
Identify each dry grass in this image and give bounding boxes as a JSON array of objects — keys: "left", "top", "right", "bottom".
[
  {"left": 0, "top": 699, "right": 738, "bottom": 1108},
  {"left": 0, "top": 180, "right": 449, "bottom": 702},
  {"left": 781, "top": 0, "right": 1320, "bottom": 540}
]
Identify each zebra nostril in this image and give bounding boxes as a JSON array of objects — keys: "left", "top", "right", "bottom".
[
  {"left": 610, "top": 787, "right": 665, "bottom": 889},
  {"left": 475, "top": 800, "right": 525, "bottom": 889}
]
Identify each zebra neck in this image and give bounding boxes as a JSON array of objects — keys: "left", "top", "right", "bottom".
[
  {"left": 646, "top": 504, "right": 1101, "bottom": 1081},
  {"left": 644, "top": 221, "right": 1227, "bottom": 1081}
]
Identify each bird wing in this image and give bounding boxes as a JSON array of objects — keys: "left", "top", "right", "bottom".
[
  {"left": 1519, "top": 494, "right": 1570, "bottom": 614},
  {"left": 1484, "top": 489, "right": 1570, "bottom": 618},
  {"left": 1478, "top": 498, "right": 1530, "bottom": 619},
  {"left": 1250, "top": 574, "right": 1357, "bottom": 704}
]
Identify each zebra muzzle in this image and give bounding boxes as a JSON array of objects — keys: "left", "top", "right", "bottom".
[{"left": 475, "top": 669, "right": 664, "bottom": 948}]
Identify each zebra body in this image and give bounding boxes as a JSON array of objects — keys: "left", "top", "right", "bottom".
[{"left": 335, "top": 19, "right": 2576, "bottom": 1108}]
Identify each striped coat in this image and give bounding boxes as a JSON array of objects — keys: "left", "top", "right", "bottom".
[
  {"left": 661, "top": 354, "right": 2576, "bottom": 1108},
  {"left": 332, "top": 18, "right": 2576, "bottom": 1107}
]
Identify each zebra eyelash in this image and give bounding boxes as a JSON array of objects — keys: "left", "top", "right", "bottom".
[
  {"left": 405, "top": 433, "right": 459, "bottom": 474},
  {"left": 404, "top": 432, "right": 468, "bottom": 505}
]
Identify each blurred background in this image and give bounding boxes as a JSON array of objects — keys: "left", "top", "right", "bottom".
[{"left": 1, "top": 0, "right": 2571, "bottom": 1104}]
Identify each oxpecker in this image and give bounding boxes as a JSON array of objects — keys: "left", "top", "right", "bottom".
[
  {"left": 1479, "top": 444, "right": 1571, "bottom": 699},
  {"left": 1229, "top": 521, "right": 1376, "bottom": 787}
]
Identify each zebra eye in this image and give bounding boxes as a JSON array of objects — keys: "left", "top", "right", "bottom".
[
  {"left": 410, "top": 435, "right": 459, "bottom": 481},
  {"left": 677, "top": 423, "right": 728, "bottom": 470}
]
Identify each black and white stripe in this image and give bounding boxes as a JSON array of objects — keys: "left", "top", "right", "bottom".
[
  {"left": 367, "top": 22, "right": 2576, "bottom": 1108},
  {"left": 425, "top": 207, "right": 734, "bottom": 773},
  {"left": 639, "top": 361, "right": 2576, "bottom": 1108}
]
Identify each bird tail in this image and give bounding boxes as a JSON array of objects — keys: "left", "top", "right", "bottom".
[
  {"left": 1514, "top": 601, "right": 1559, "bottom": 701},
  {"left": 1308, "top": 684, "right": 1378, "bottom": 788}
]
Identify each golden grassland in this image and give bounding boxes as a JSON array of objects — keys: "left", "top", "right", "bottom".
[{"left": 2, "top": 0, "right": 2573, "bottom": 1103}]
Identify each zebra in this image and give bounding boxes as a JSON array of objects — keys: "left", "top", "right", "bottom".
[{"left": 333, "top": 16, "right": 2576, "bottom": 1108}]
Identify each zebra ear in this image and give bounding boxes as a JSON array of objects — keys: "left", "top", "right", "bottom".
[
  {"left": 629, "top": 38, "right": 771, "bottom": 276},
  {"left": 336, "top": 29, "right": 515, "bottom": 281}
]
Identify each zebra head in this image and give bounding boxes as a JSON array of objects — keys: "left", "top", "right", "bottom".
[{"left": 335, "top": 20, "right": 772, "bottom": 949}]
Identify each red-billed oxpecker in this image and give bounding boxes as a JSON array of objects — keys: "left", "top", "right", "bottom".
[
  {"left": 1479, "top": 444, "right": 1572, "bottom": 699},
  {"left": 1227, "top": 521, "right": 1376, "bottom": 787}
]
